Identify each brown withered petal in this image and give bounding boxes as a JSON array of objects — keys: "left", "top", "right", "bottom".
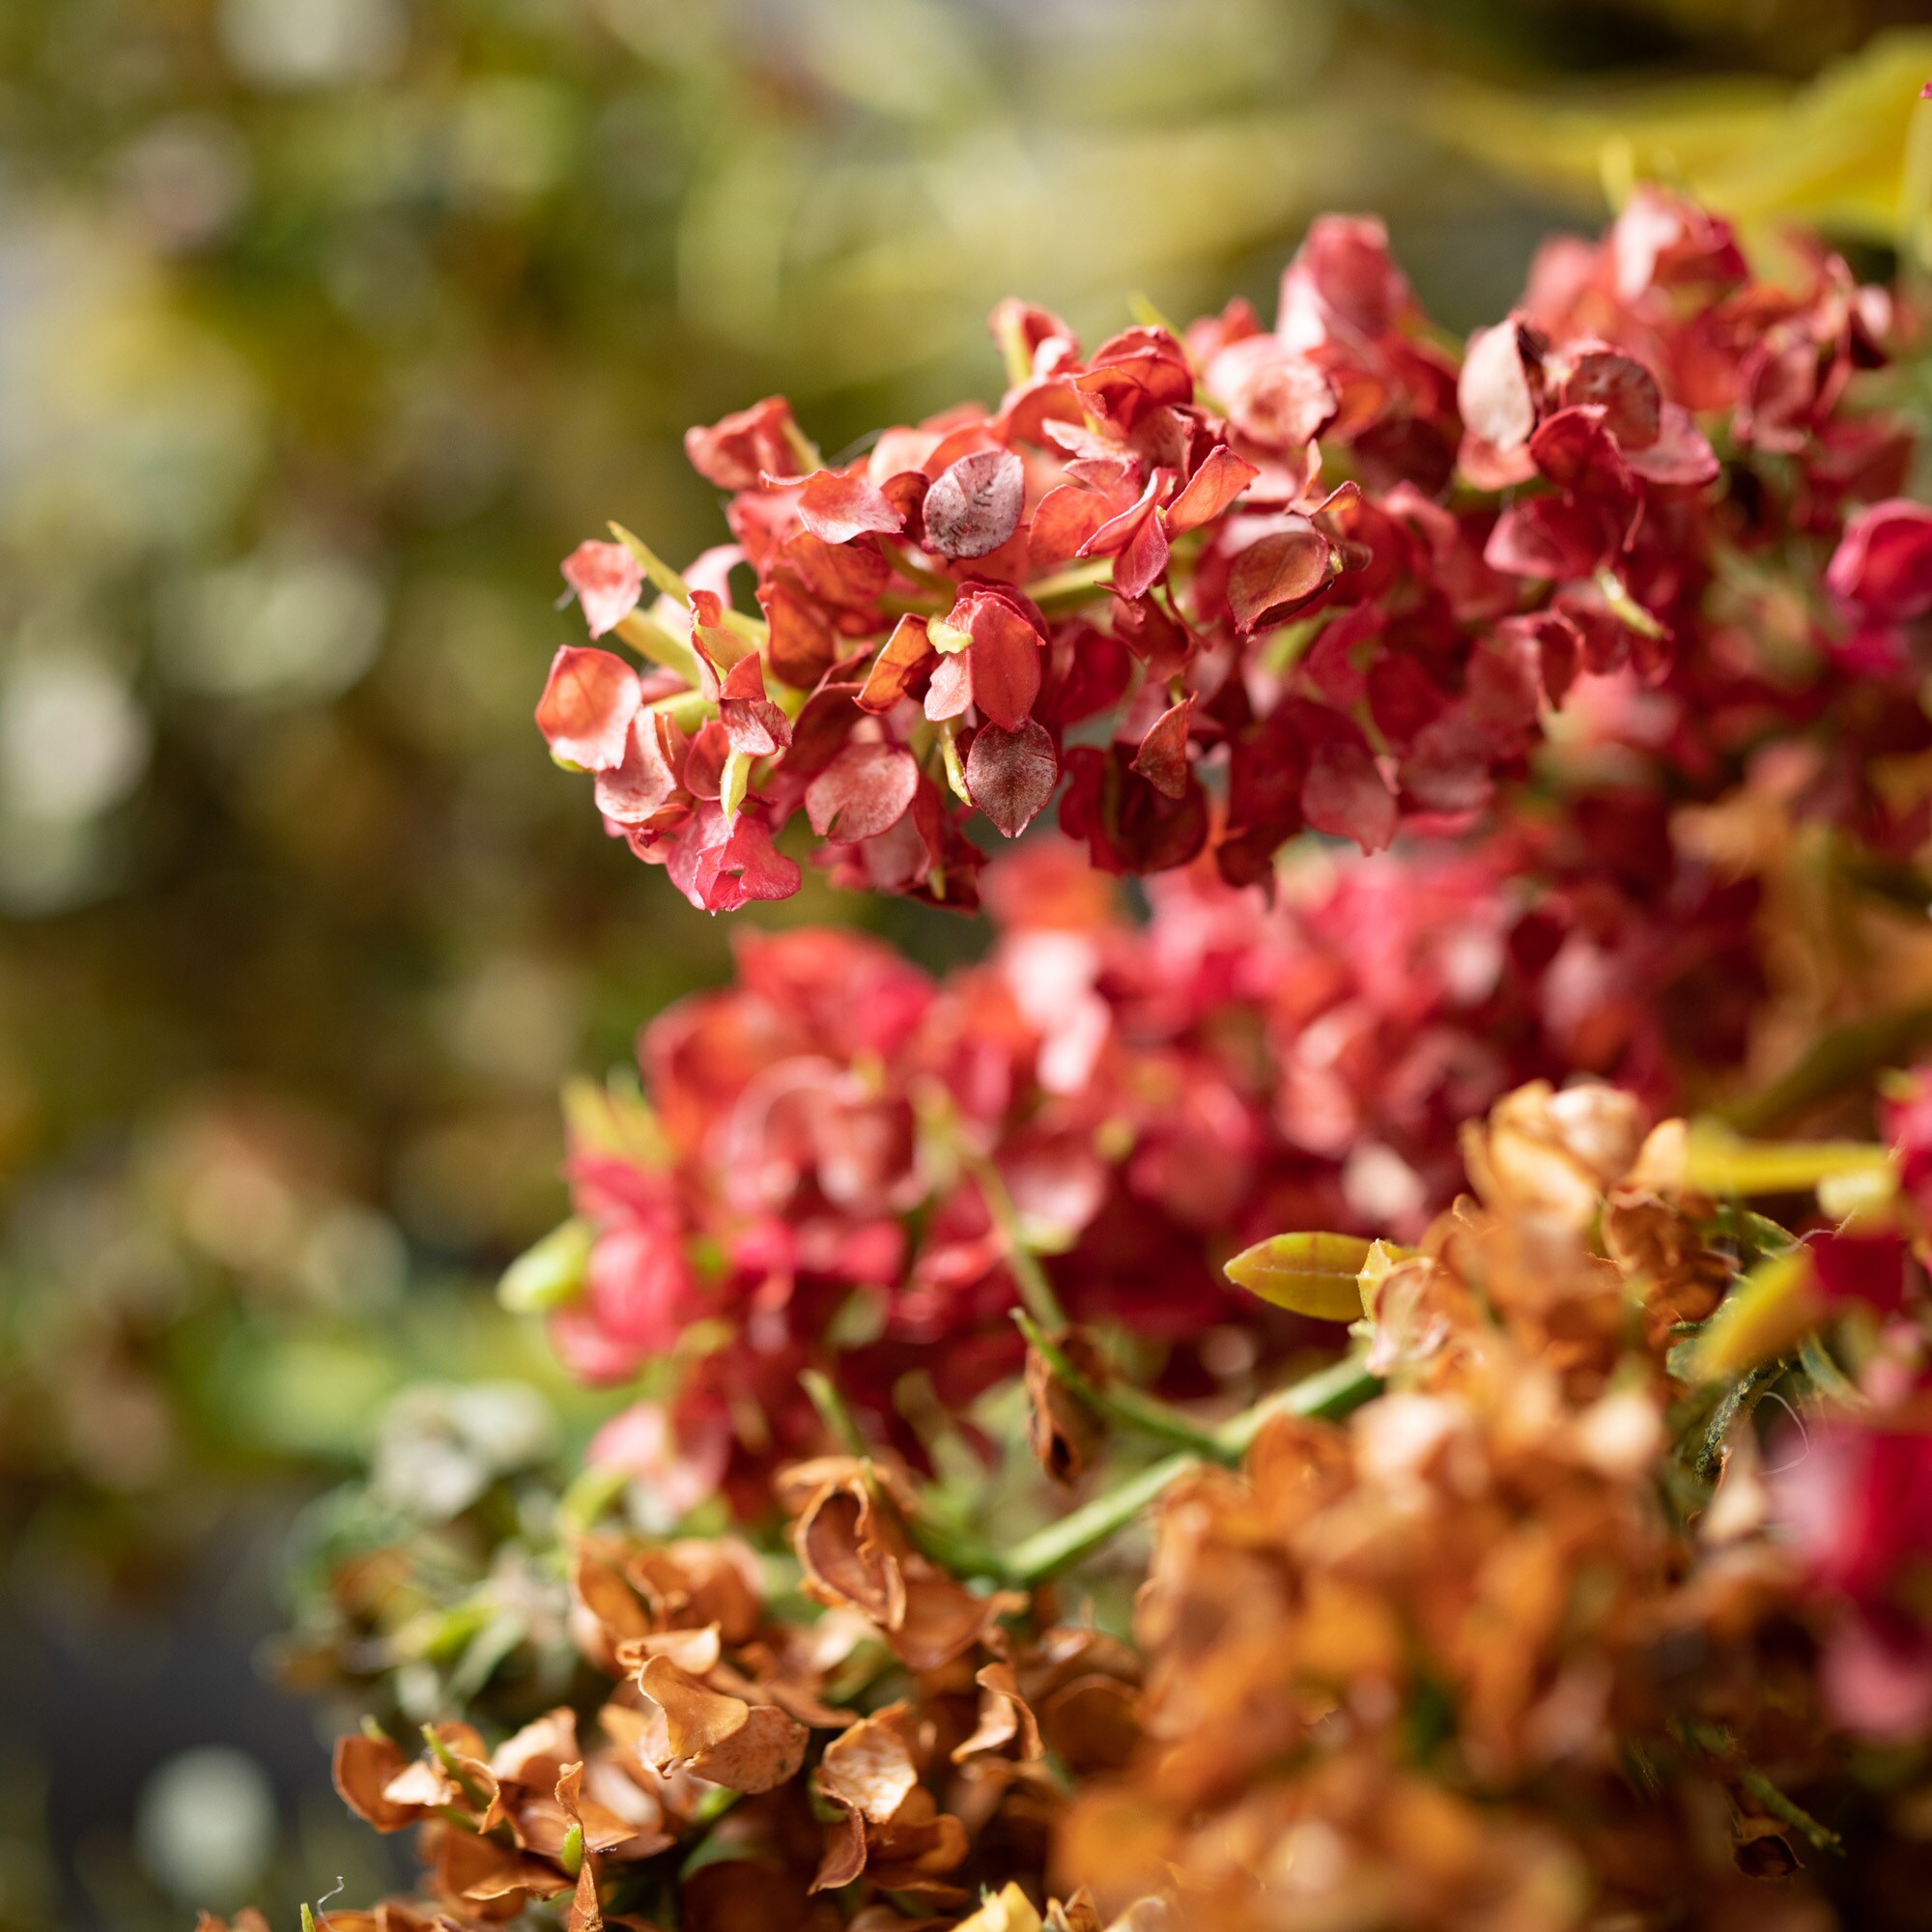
[
  {"left": 1024, "top": 1331, "right": 1108, "bottom": 1484},
  {"left": 493, "top": 1711, "right": 582, "bottom": 1789},
  {"left": 436, "top": 1826, "right": 560, "bottom": 1908},
  {"left": 891, "top": 1566, "right": 1023, "bottom": 1671},
  {"left": 570, "top": 1543, "right": 652, "bottom": 1672},
  {"left": 953, "top": 1662, "right": 1045, "bottom": 1764},
  {"left": 1037, "top": 1673, "right": 1139, "bottom": 1773},
  {"left": 636, "top": 1656, "right": 808, "bottom": 1793},
  {"left": 332, "top": 1733, "right": 419, "bottom": 1833},
  {"left": 791, "top": 1471, "right": 909, "bottom": 1629},
  {"left": 682, "top": 1855, "right": 844, "bottom": 1932},
  {"left": 382, "top": 1758, "right": 461, "bottom": 1811},
  {"left": 812, "top": 1806, "right": 869, "bottom": 1894},
  {"left": 635, "top": 1655, "right": 750, "bottom": 1759},
  {"left": 819, "top": 1707, "right": 922, "bottom": 1823},
  {"left": 614, "top": 1625, "right": 724, "bottom": 1678},
  {"left": 627, "top": 1539, "right": 765, "bottom": 1642}
]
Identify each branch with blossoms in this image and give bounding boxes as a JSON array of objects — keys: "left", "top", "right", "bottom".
[
  {"left": 537, "top": 187, "right": 1926, "bottom": 915},
  {"left": 232, "top": 178, "right": 1932, "bottom": 1932}
]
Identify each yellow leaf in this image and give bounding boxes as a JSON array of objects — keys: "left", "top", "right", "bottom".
[
  {"left": 1683, "top": 1122, "right": 1895, "bottom": 1198},
  {"left": 1686, "top": 1249, "right": 1823, "bottom": 1383}
]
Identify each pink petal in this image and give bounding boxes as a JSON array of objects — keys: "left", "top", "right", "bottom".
[
  {"left": 535, "top": 646, "right": 642, "bottom": 771},
  {"left": 805, "top": 741, "right": 920, "bottom": 842},
  {"left": 562, "top": 541, "right": 645, "bottom": 639}
]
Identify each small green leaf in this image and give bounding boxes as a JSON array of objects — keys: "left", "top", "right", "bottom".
[
  {"left": 498, "top": 1217, "right": 592, "bottom": 1314},
  {"left": 559, "top": 1822, "right": 584, "bottom": 1880},
  {"left": 1684, "top": 1121, "right": 1894, "bottom": 1198},
  {"left": 1225, "top": 1231, "right": 1376, "bottom": 1321}
]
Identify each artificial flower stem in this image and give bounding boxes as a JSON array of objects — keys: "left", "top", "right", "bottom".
[{"left": 1013, "top": 1312, "right": 1236, "bottom": 1463}]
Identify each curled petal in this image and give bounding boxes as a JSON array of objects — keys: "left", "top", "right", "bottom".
[{"left": 797, "top": 467, "right": 905, "bottom": 545}]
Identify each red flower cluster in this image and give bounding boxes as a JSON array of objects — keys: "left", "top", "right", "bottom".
[
  {"left": 545, "top": 822, "right": 1764, "bottom": 1509},
  {"left": 536, "top": 189, "right": 1917, "bottom": 913}
]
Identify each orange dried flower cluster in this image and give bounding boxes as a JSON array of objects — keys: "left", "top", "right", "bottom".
[
  {"left": 326, "top": 1467, "right": 1148, "bottom": 1931},
  {"left": 1058, "top": 1085, "right": 1891, "bottom": 1931}
]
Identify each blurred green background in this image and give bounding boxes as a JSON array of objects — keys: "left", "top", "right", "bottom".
[{"left": 0, "top": 1, "right": 1927, "bottom": 1925}]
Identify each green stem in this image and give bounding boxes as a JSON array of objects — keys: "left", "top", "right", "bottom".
[
  {"left": 1014, "top": 1312, "right": 1234, "bottom": 1463},
  {"left": 1693, "top": 1362, "right": 1778, "bottom": 1485},
  {"left": 1026, "top": 557, "right": 1117, "bottom": 613},
  {"left": 1718, "top": 1002, "right": 1932, "bottom": 1134},
  {"left": 1004, "top": 1451, "right": 1199, "bottom": 1584},
  {"left": 1681, "top": 1722, "right": 1842, "bottom": 1853},
  {"left": 800, "top": 1369, "right": 869, "bottom": 1459},
  {"left": 1216, "top": 1351, "right": 1381, "bottom": 1455},
  {"left": 963, "top": 1151, "right": 1067, "bottom": 1330}
]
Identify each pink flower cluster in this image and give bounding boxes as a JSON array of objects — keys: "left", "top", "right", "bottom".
[{"left": 535, "top": 189, "right": 1926, "bottom": 913}]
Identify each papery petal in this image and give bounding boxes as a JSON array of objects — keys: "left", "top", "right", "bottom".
[
  {"left": 536, "top": 646, "right": 642, "bottom": 771},
  {"left": 1128, "top": 695, "right": 1194, "bottom": 800},
  {"left": 562, "top": 541, "right": 645, "bottom": 638},
  {"left": 965, "top": 720, "right": 1059, "bottom": 838},
  {"left": 796, "top": 468, "right": 905, "bottom": 545},
  {"left": 923, "top": 448, "right": 1026, "bottom": 559},
  {"left": 1226, "top": 524, "right": 1334, "bottom": 631},
  {"left": 805, "top": 741, "right": 920, "bottom": 843},
  {"left": 1165, "top": 445, "right": 1258, "bottom": 535}
]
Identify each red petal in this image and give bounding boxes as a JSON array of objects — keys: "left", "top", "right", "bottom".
[
  {"left": 666, "top": 801, "right": 801, "bottom": 911},
  {"left": 965, "top": 720, "right": 1059, "bottom": 838},
  {"left": 960, "top": 593, "right": 1043, "bottom": 731},
  {"left": 857, "top": 615, "right": 937, "bottom": 714},
  {"left": 1164, "top": 445, "right": 1258, "bottom": 535},
  {"left": 1828, "top": 499, "right": 1932, "bottom": 622},
  {"left": 1226, "top": 524, "right": 1333, "bottom": 632},
  {"left": 535, "top": 646, "right": 641, "bottom": 771},
  {"left": 595, "top": 709, "right": 685, "bottom": 823},
  {"left": 561, "top": 541, "right": 645, "bottom": 639},
  {"left": 685, "top": 396, "right": 806, "bottom": 492},
  {"left": 923, "top": 449, "right": 1026, "bottom": 559},
  {"left": 717, "top": 653, "right": 793, "bottom": 757},
  {"left": 1301, "top": 738, "right": 1395, "bottom": 852},
  {"left": 1028, "top": 485, "right": 1119, "bottom": 567},
  {"left": 1110, "top": 499, "right": 1171, "bottom": 601},
  {"left": 805, "top": 742, "right": 920, "bottom": 842},
  {"left": 923, "top": 649, "right": 974, "bottom": 722},
  {"left": 1560, "top": 347, "right": 1661, "bottom": 450},
  {"left": 1625, "top": 404, "right": 1718, "bottom": 487},
  {"left": 761, "top": 583, "right": 838, "bottom": 690},
  {"left": 1129, "top": 695, "right": 1194, "bottom": 800},
  {"left": 796, "top": 468, "right": 905, "bottom": 545},
  {"left": 1457, "top": 317, "right": 1541, "bottom": 452}
]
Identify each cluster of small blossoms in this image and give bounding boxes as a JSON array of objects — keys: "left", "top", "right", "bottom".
[
  {"left": 535, "top": 188, "right": 1927, "bottom": 915},
  {"left": 526, "top": 826, "right": 1767, "bottom": 1511}
]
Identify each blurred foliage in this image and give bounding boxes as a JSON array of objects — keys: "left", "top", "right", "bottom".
[{"left": 0, "top": 2, "right": 1928, "bottom": 1922}]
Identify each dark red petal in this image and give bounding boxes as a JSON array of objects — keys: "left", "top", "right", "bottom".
[
  {"left": 1226, "top": 524, "right": 1333, "bottom": 632},
  {"left": 805, "top": 742, "right": 920, "bottom": 842},
  {"left": 1128, "top": 695, "right": 1195, "bottom": 800},
  {"left": 959, "top": 593, "right": 1044, "bottom": 732},
  {"left": 965, "top": 720, "right": 1059, "bottom": 838},
  {"left": 535, "top": 646, "right": 642, "bottom": 771},
  {"left": 1301, "top": 738, "right": 1395, "bottom": 853},
  {"left": 796, "top": 468, "right": 905, "bottom": 545},
  {"left": 1110, "top": 501, "right": 1171, "bottom": 602},
  {"left": 1624, "top": 404, "right": 1718, "bottom": 487},
  {"left": 923, "top": 449, "right": 1026, "bottom": 559},
  {"left": 1828, "top": 499, "right": 1932, "bottom": 622},
  {"left": 1560, "top": 348, "right": 1661, "bottom": 450}
]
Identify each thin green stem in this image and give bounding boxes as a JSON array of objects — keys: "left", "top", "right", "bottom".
[
  {"left": 963, "top": 1151, "right": 1067, "bottom": 1330},
  {"left": 1004, "top": 1451, "right": 1199, "bottom": 1584},
  {"left": 1216, "top": 1351, "right": 1381, "bottom": 1454},
  {"left": 1014, "top": 1312, "right": 1235, "bottom": 1463},
  {"left": 1681, "top": 1722, "right": 1842, "bottom": 1853},
  {"left": 800, "top": 1369, "right": 869, "bottom": 1459}
]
